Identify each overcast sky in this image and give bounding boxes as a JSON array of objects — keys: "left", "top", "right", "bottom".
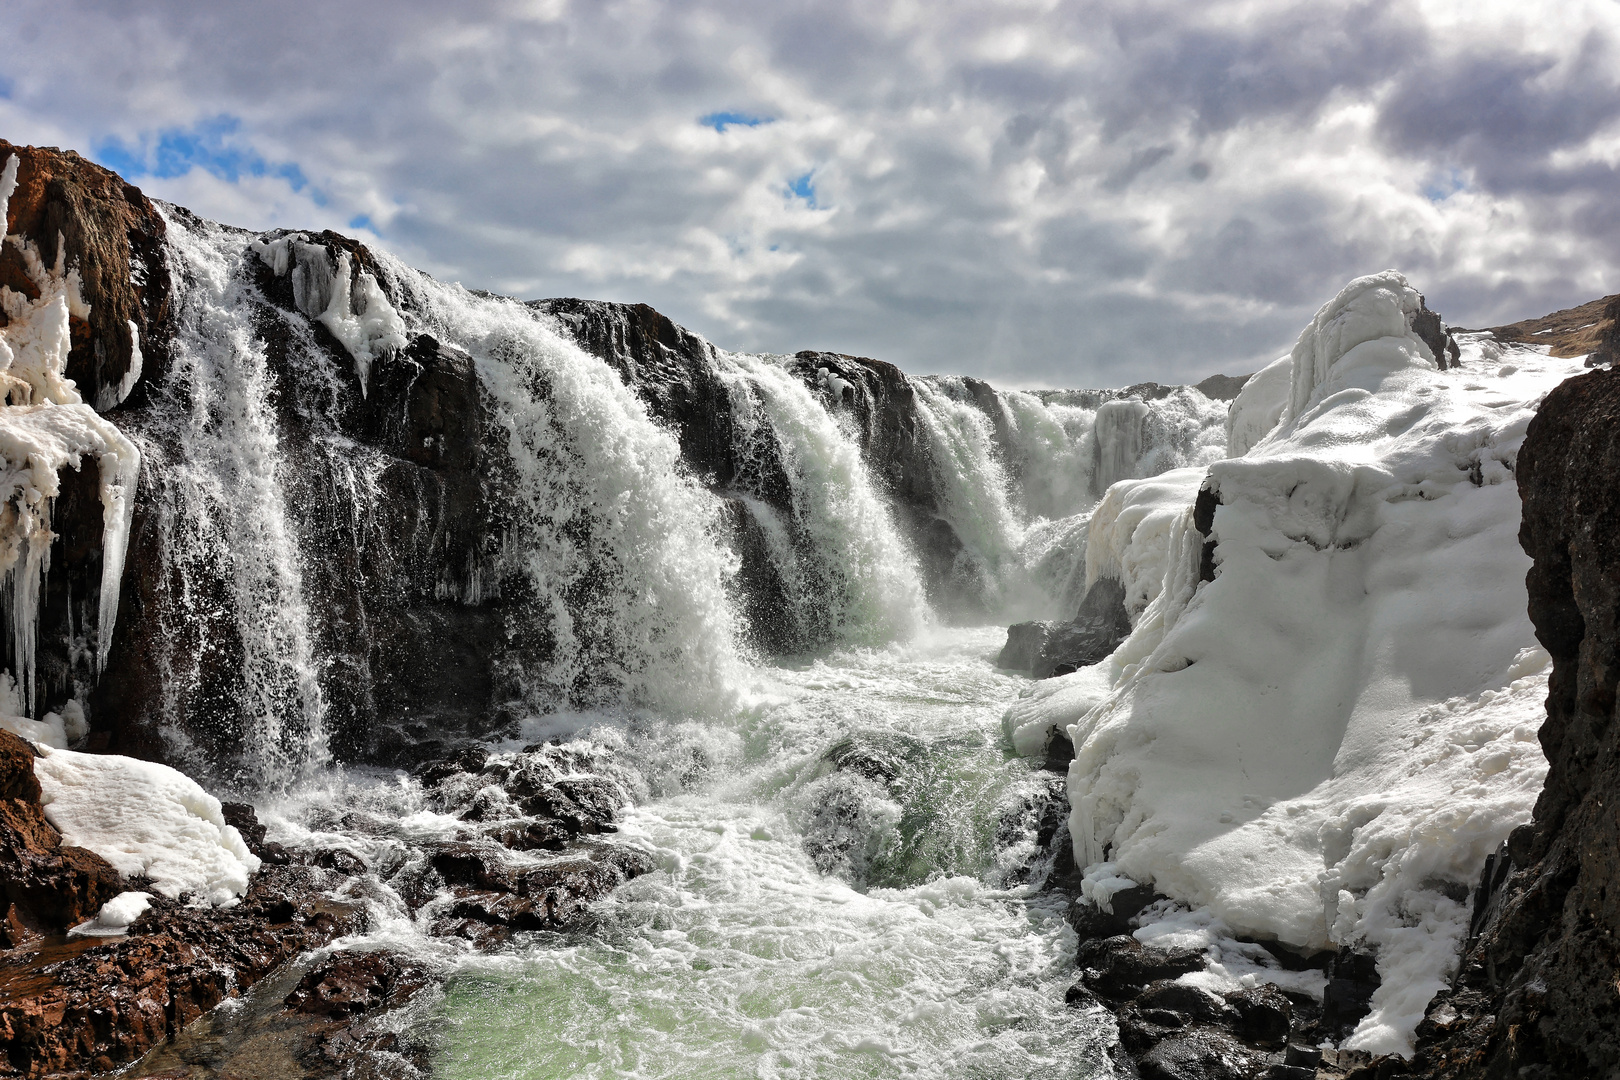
[{"left": 4, "top": 0, "right": 1618, "bottom": 387}]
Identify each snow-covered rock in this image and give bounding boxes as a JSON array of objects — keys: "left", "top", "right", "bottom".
[
  {"left": 1010, "top": 271, "right": 1586, "bottom": 1056},
  {"left": 0, "top": 153, "right": 140, "bottom": 712},
  {"left": 32, "top": 745, "right": 261, "bottom": 906}
]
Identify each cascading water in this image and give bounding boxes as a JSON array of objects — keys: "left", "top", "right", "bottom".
[
  {"left": 122, "top": 212, "right": 332, "bottom": 787},
  {"left": 712, "top": 350, "right": 929, "bottom": 650},
  {"left": 906, "top": 377, "right": 1229, "bottom": 623},
  {"left": 390, "top": 263, "right": 747, "bottom": 718},
  {"left": 35, "top": 193, "right": 1246, "bottom": 1077}
]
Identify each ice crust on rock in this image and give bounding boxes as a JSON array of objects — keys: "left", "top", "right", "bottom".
[
  {"left": 1007, "top": 271, "right": 1583, "bottom": 1057},
  {"left": 249, "top": 234, "right": 407, "bottom": 396},
  {"left": 0, "top": 154, "right": 140, "bottom": 709},
  {"left": 32, "top": 744, "right": 261, "bottom": 906}
]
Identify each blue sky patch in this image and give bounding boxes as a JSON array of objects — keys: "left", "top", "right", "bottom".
[
  {"left": 349, "top": 214, "right": 376, "bottom": 232},
  {"left": 700, "top": 111, "right": 772, "bottom": 132},
  {"left": 787, "top": 170, "right": 818, "bottom": 208},
  {"left": 1423, "top": 168, "right": 1468, "bottom": 203},
  {"left": 94, "top": 115, "right": 312, "bottom": 193}
]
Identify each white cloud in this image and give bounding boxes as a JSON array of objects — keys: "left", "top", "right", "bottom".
[{"left": 6, "top": 0, "right": 1619, "bottom": 386}]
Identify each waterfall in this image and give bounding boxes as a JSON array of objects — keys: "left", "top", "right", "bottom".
[
  {"left": 378, "top": 256, "right": 746, "bottom": 718},
  {"left": 903, "top": 377, "right": 1229, "bottom": 622},
  {"left": 714, "top": 351, "right": 929, "bottom": 650},
  {"left": 130, "top": 212, "right": 331, "bottom": 786}
]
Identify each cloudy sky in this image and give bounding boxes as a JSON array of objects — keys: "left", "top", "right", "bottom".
[{"left": 4, "top": 0, "right": 1618, "bottom": 386}]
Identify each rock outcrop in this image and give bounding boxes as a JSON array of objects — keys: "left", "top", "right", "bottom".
[
  {"left": 0, "top": 863, "right": 367, "bottom": 1078},
  {"left": 1483, "top": 293, "right": 1620, "bottom": 367},
  {"left": 998, "top": 577, "right": 1133, "bottom": 679},
  {"left": 0, "top": 731, "right": 121, "bottom": 946},
  {"left": 1411, "top": 363, "right": 1620, "bottom": 1079}
]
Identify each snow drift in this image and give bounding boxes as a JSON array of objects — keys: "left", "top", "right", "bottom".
[{"left": 1006, "top": 271, "right": 1584, "bottom": 1055}]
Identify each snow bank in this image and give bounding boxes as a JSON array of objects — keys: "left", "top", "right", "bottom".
[
  {"left": 0, "top": 154, "right": 141, "bottom": 709},
  {"left": 1010, "top": 272, "right": 1582, "bottom": 1055},
  {"left": 32, "top": 745, "right": 261, "bottom": 906}
]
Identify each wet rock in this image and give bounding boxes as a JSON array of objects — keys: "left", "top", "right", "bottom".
[
  {"left": 1320, "top": 948, "right": 1381, "bottom": 1042},
  {"left": 0, "top": 864, "right": 365, "bottom": 1078},
  {"left": 1001, "top": 577, "right": 1134, "bottom": 680},
  {"left": 0, "top": 734, "right": 121, "bottom": 942},
  {"left": 821, "top": 730, "right": 930, "bottom": 786},
  {"left": 284, "top": 950, "right": 431, "bottom": 1021},
  {"left": 1136, "top": 1029, "right": 1271, "bottom": 1080},
  {"left": 1139, "top": 981, "right": 1236, "bottom": 1025},
  {"left": 997, "top": 620, "right": 1055, "bottom": 672},
  {"left": 0, "top": 732, "right": 41, "bottom": 802},
  {"left": 1068, "top": 883, "right": 1158, "bottom": 939},
  {"left": 220, "top": 800, "right": 268, "bottom": 854},
  {"left": 1075, "top": 935, "right": 1207, "bottom": 1001},
  {"left": 1222, "top": 984, "right": 1293, "bottom": 1049}
]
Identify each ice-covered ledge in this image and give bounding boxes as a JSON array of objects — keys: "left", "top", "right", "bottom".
[
  {"left": 1008, "top": 271, "right": 1585, "bottom": 1056},
  {"left": 0, "top": 154, "right": 140, "bottom": 712}
]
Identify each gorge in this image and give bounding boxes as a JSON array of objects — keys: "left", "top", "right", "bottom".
[{"left": 0, "top": 140, "right": 1616, "bottom": 1080}]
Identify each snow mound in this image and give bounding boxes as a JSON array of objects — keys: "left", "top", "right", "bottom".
[
  {"left": 33, "top": 745, "right": 261, "bottom": 906},
  {"left": 1225, "top": 354, "right": 1291, "bottom": 457},
  {"left": 70, "top": 890, "right": 153, "bottom": 936},
  {"left": 1011, "top": 272, "right": 1584, "bottom": 1056}
]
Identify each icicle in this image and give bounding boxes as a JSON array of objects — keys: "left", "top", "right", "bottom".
[{"left": 0, "top": 153, "right": 142, "bottom": 710}]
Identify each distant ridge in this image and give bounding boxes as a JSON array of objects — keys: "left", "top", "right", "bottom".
[{"left": 1473, "top": 292, "right": 1620, "bottom": 365}]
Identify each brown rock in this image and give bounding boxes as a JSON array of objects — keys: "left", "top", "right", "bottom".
[
  {"left": 0, "top": 732, "right": 40, "bottom": 802},
  {"left": 0, "top": 139, "right": 171, "bottom": 411},
  {"left": 284, "top": 950, "right": 430, "bottom": 1021},
  {"left": 0, "top": 794, "right": 121, "bottom": 934},
  {"left": 0, "top": 864, "right": 366, "bottom": 1079}
]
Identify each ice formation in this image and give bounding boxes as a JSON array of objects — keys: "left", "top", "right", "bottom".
[
  {"left": 0, "top": 154, "right": 140, "bottom": 710},
  {"left": 249, "top": 233, "right": 407, "bottom": 395},
  {"left": 33, "top": 743, "right": 260, "bottom": 906},
  {"left": 1007, "top": 271, "right": 1584, "bottom": 1055}
]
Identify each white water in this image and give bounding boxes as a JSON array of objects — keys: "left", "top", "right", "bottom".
[
  {"left": 716, "top": 351, "right": 929, "bottom": 648},
  {"left": 76, "top": 220, "right": 1257, "bottom": 1075},
  {"left": 132, "top": 213, "right": 331, "bottom": 785},
  {"left": 910, "top": 377, "right": 1228, "bottom": 622},
  {"left": 263, "top": 629, "right": 1116, "bottom": 1080}
]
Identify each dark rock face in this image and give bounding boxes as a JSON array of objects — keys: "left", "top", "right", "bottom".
[
  {"left": 1410, "top": 297, "right": 1461, "bottom": 370},
  {"left": 999, "top": 577, "right": 1133, "bottom": 678},
  {"left": 1411, "top": 364, "right": 1620, "bottom": 1079},
  {"left": 94, "top": 229, "right": 510, "bottom": 770},
  {"left": 1193, "top": 372, "right": 1252, "bottom": 401}
]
